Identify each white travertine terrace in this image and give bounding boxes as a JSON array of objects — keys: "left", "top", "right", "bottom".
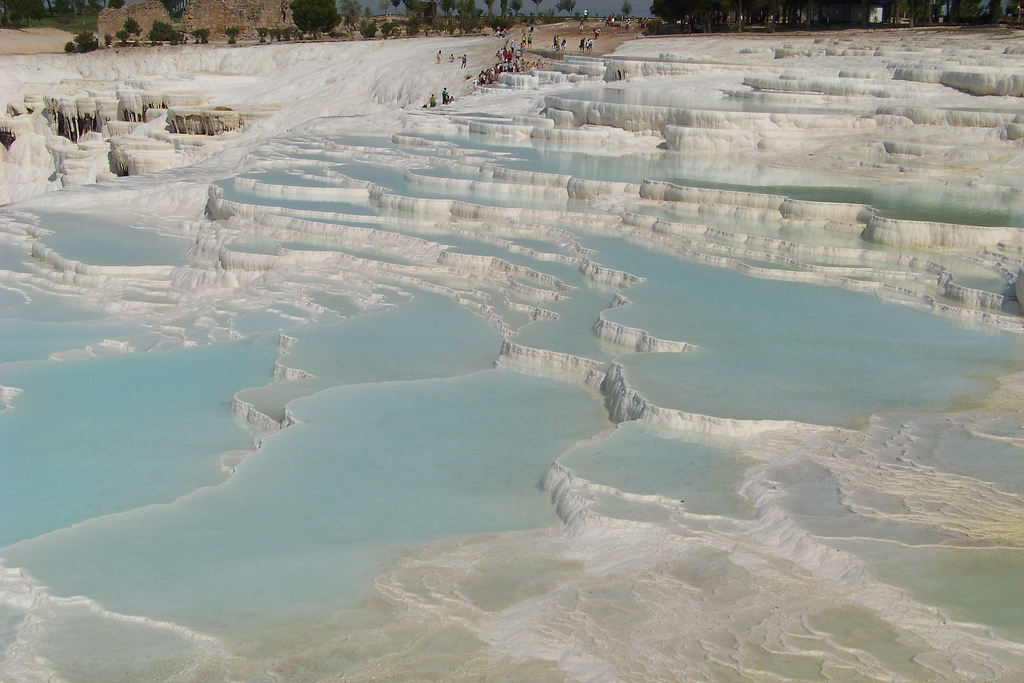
[{"left": 5, "top": 28, "right": 1024, "bottom": 683}]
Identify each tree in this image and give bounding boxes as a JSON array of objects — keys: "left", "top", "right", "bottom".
[
  {"left": 530, "top": 0, "right": 541, "bottom": 11},
  {"left": 191, "top": 27, "right": 209, "bottom": 42},
  {"left": 123, "top": 16, "right": 141, "bottom": 44},
  {"left": 107, "top": 0, "right": 123, "bottom": 6},
  {"left": 378, "top": 0, "right": 388, "bottom": 13},
  {"left": 147, "top": 20, "right": 179, "bottom": 43},
  {"left": 499, "top": 0, "right": 507, "bottom": 14},
  {"left": 338, "top": 0, "right": 361, "bottom": 26},
  {"left": 358, "top": 16, "right": 377, "bottom": 35},
  {"left": 621, "top": 0, "right": 630, "bottom": 14},
  {"left": 555, "top": 0, "right": 574, "bottom": 13},
  {"left": 391, "top": 0, "right": 400, "bottom": 11},
  {"left": 650, "top": 0, "right": 722, "bottom": 31},
  {"left": 8, "top": 0, "right": 45, "bottom": 24},
  {"left": 290, "top": 0, "right": 341, "bottom": 35},
  {"left": 54, "top": 0, "right": 73, "bottom": 19},
  {"left": 74, "top": 30, "right": 100, "bottom": 50},
  {"left": 224, "top": 25, "right": 239, "bottom": 42},
  {"left": 510, "top": 0, "right": 522, "bottom": 13},
  {"left": 988, "top": 0, "right": 1001, "bottom": 22},
  {"left": 483, "top": 0, "right": 493, "bottom": 14},
  {"left": 456, "top": 0, "right": 478, "bottom": 31},
  {"left": 439, "top": 0, "right": 453, "bottom": 14}
]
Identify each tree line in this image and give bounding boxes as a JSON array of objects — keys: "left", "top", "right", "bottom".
[{"left": 649, "top": 0, "right": 1005, "bottom": 32}]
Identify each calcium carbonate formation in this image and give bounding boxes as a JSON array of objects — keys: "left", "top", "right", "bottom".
[{"left": 3, "top": 27, "right": 1024, "bottom": 683}]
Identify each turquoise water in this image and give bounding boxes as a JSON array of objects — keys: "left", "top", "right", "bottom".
[
  {"left": 559, "top": 421, "right": 754, "bottom": 518},
  {"left": 0, "top": 340, "right": 278, "bottom": 547},
  {"left": 235, "top": 293, "right": 501, "bottom": 420},
  {"left": 4, "top": 370, "right": 609, "bottom": 640},
  {"left": 0, "top": 319, "right": 147, "bottom": 362},
  {"left": 585, "top": 235, "right": 1019, "bottom": 426},
  {"left": 33, "top": 211, "right": 192, "bottom": 266},
  {"left": 835, "top": 541, "right": 1024, "bottom": 639}
]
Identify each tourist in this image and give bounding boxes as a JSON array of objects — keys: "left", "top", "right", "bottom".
[
  {"left": 429, "top": 93, "right": 436, "bottom": 107},
  {"left": 461, "top": 54, "right": 467, "bottom": 68},
  {"left": 436, "top": 50, "right": 442, "bottom": 64}
]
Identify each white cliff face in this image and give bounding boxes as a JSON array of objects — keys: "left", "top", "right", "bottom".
[{"left": 0, "top": 37, "right": 500, "bottom": 206}]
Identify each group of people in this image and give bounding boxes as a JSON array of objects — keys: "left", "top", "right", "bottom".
[
  {"left": 477, "top": 32, "right": 546, "bottom": 84},
  {"left": 577, "top": 37, "right": 595, "bottom": 52},
  {"left": 477, "top": 57, "right": 543, "bottom": 85},
  {"left": 497, "top": 39, "right": 524, "bottom": 64},
  {"left": 436, "top": 51, "right": 468, "bottom": 68},
  {"left": 426, "top": 87, "right": 455, "bottom": 107}
]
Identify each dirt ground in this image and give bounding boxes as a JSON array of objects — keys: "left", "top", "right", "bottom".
[
  {"left": 0, "top": 27, "right": 76, "bottom": 54},
  {"left": 519, "top": 17, "right": 644, "bottom": 57},
  {"left": 0, "top": 19, "right": 645, "bottom": 57}
]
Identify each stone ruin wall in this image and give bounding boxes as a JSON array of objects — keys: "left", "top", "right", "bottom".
[
  {"left": 97, "top": 0, "right": 171, "bottom": 41},
  {"left": 181, "top": 0, "right": 293, "bottom": 39}
]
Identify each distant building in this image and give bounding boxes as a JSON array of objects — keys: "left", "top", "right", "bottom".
[
  {"left": 97, "top": 0, "right": 172, "bottom": 41},
  {"left": 180, "top": 0, "right": 294, "bottom": 40}
]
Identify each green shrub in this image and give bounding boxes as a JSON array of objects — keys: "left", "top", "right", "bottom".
[
  {"left": 191, "top": 27, "right": 209, "bottom": 43},
  {"left": 123, "top": 17, "right": 141, "bottom": 44},
  {"left": 645, "top": 17, "right": 662, "bottom": 33},
  {"left": 405, "top": 15, "right": 420, "bottom": 34},
  {"left": 290, "top": 0, "right": 340, "bottom": 37},
  {"left": 64, "top": 40, "right": 75, "bottom": 52},
  {"left": 224, "top": 26, "right": 239, "bottom": 43},
  {"left": 147, "top": 20, "right": 178, "bottom": 45},
  {"left": 74, "top": 30, "right": 99, "bottom": 51},
  {"left": 487, "top": 14, "right": 513, "bottom": 29},
  {"left": 104, "top": 33, "right": 113, "bottom": 46},
  {"left": 359, "top": 18, "right": 377, "bottom": 37},
  {"left": 257, "top": 26, "right": 269, "bottom": 41}
]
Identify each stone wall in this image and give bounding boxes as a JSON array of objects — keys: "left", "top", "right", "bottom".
[
  {"left": 98, "top": 1, "right": 172, "bottom": 41},
  {"left": 180, "top": 0, "right": 293, "bottom": 39}
]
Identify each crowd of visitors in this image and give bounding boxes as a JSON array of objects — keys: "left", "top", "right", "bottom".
[{"left": 477, "top": 32, "right": 543, "bottom": 85}]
